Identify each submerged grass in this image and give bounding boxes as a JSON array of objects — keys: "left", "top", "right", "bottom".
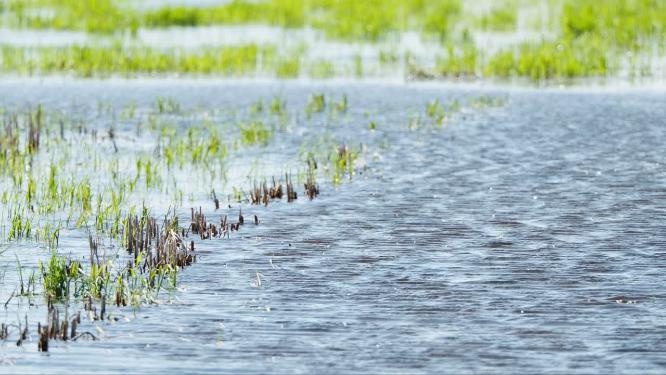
[
  {"left": 0, "top": 90, "right": 492, "bottom": 351},
  {"left": 331, "top": 144, "right": 358, "bottom": 185},
  {"left": 0, "top": 92, "right": 359, "bottom": 246},
  {"left": 239, "top": 121, "right": 273, "bottom": 145},
  {"left": 40, "top": 252, "right": 82, "bottom": 301}
]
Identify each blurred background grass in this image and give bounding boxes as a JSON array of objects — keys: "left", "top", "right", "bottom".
[{"left": 0, "top": 0, "right": 664, "bottom": 81}]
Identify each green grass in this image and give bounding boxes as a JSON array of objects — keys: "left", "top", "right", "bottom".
[
  {"left": 421, "top": 0, "right": 461, "bottom": 41},
  {"left": 435, "top": 43, "right": 478, "bottom": 77},
  {"left": 310, "top": 0, "right": 398, "bottom": 41},
  {"left": 8, "top": 208, "right": 31, "bottom": 240},
  {"left": 1, "top": 0, "right": 666, "bottom": 81},
  {"left": 479, "top": 0, "right": 665, "bottom": 81},
  {"left": 0, "top": 43, "right": 277, "bottom": 77},
  {"left": 11, "top": 0, "right": 138, "bottom": 34},
  {"left": 40, "top": 252, "right": 82, "bottom": 300},
  {"left": 144, "top": 0, "right": 305, "bottom": 28},
  {"left": 424, "top": 97, "right": 459, "bottom": 125},
  {"left": 561, "top": 0, "right": 666, "bottom": 50},
  {"left": 239, "top": 121, "right": 273, "bottom": 145},
  {"left": 478, "top": 4, "right": 517, "bottom": 31},
  {"left": 305, "top": 93, "right": 326, "bottom": 115},
  {"left": 485, "top": 35, "right": 610, "bottom": 80},
  {"left": 142, "top": 0, "right": 463, "bottom": 42},
  {"left": 330, "top": 144, "right": 358, "bottom": 185},
  {"left": 4, "top": 0, "right": 462, "bottom": 42},
  {"left": 274, "top": 54, "right": 301, "bottom": 78}
]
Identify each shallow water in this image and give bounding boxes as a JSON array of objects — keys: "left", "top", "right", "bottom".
[{"left": 1, "top": 80, "right": 666, "bottom": 374}]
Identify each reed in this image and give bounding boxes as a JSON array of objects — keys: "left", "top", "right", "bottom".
[{"left": 304, "top": 159, "right": 320, "bottom": 199}]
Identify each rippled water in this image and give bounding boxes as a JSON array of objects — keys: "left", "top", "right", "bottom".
[{"left": 1, "top": 79, "right": 666, "bottom": 374}]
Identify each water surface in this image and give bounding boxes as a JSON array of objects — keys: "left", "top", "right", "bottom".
[{"left": 1, "top": 80, "right": 665, "bottom": 374}]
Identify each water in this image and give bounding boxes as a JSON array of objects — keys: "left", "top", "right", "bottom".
[{"left": 1, "top": 79, "right": 666, "bottom": 373}]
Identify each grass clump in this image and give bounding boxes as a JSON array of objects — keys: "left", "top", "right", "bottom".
[
  {"left": 305, "top": 93, "right": 326, "bottom": 115},
  {"left": 240, "top": 121, "right": 272, "bottom": 145},
  {"left": 478, "top": 4, "right": 517, "bottom": 31},
  {"left": 331, "top": 144, "right": 358, "bottom": 185},
  {"left": 40, "top": 252, "right": 82, "bottom": 300},
  {"left": 8, "top": 208, "right": 32, "bottom": 240},
  {"left": 155, "top": 97, "right": 181, "bottom": 114},
  {"left": 424, "top": 98, "right": 459, "bottom": 125},
  {"left": 485, "top": 36, "right": 609, "bottom": 80}
]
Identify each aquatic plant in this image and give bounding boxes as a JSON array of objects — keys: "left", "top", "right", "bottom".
[
  {"left": 331, "top": 144, "right": 358, "bottom": 185},
  {"left": 249, "top": 177, "right": 285, "bottom": 206},
  {"left": 240, "top": 121, "right": 273, "bottom": 145},
  {"left": 0, "top": 91, "right": 379, "bottom": 353},
  {"left": 8, "top": 208, "right": 31, "bottom": 240},
  {"left": 269, "top": 96, "right": 286, "bottom": 116},
  {"left": 35, "top": 222, "right": 60, "bottom": 248},
  {"left": 37, "top": 302, "right": 87, "bottom": 352},
  {"left": 305, "top": 93, "right": 326, "bottom": 116},
  {"left": 469, "top": 95, "right": 508, "bottom": 108},
  {"left": 304, "top": 159, "right": 320, "bottom": 199},
  {"left": 40, "top": 252, "right": 82, "bottom": 300},
  {"left": 16, "top": 255, "right": 37, "bottom": 297},
  {"left": 155, "top": 97, "right": 181, "bottom": 114},
  {"left": 332, "top": 95, "right": 348, "bottom": 114}
]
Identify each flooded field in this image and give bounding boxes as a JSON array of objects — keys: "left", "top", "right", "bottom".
[
  {"left": 1, "top": 0, "right": 665, "bottom": 373},
  {"left": 2, "top": 0, "right": 666, "bottom": 81},
  {"left": 0, "top": 79, "right": 665, "bottom": 373}
]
